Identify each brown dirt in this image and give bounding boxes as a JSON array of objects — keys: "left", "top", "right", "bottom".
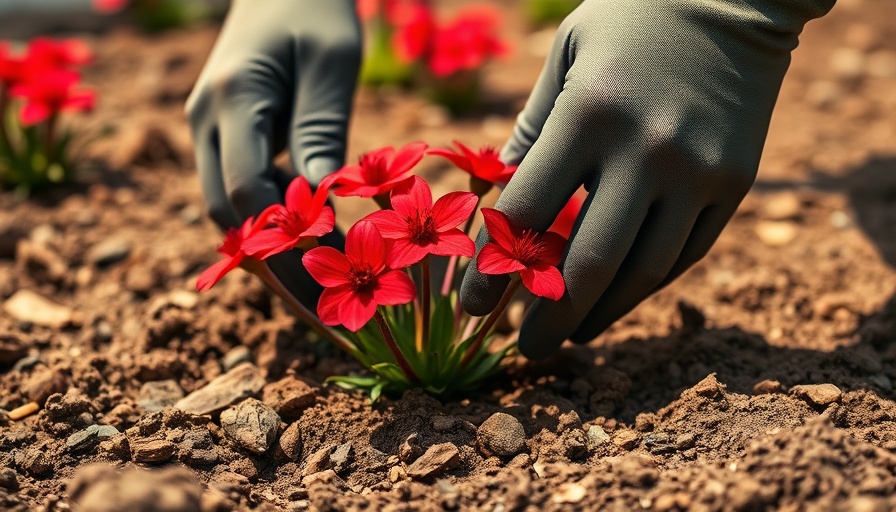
[{"left": 1, "top": 0, "right": 895, "bottom": 510}]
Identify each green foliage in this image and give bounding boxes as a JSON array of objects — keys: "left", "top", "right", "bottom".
[
  {"left": 525, "top": 0, "right": 583, "bottom": 25},
  {"left": 0, "top": 111, "right": 76, "bottom": 195}
]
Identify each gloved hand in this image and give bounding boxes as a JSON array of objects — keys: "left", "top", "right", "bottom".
[
  {"left": 461, "top": 0, "right": 834, "bottom": 358},
  {"left": 186, "top": 0, "right": 360, "bottom": 305}
]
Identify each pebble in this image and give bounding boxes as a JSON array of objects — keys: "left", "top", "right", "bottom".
[
  {"left": 753, "top": 379, "right": 783, "bottom": 394},
  {"left": 130, "top": 437, "right": 177, "bottom": 463},
  {"left": 790, "top": 383, "right": 843, "bottom": 407},
  {"left": 175, "top": 363, "right": 266, "bottom": 415},
  {"left": 4, "top": 290, "right": 74, "bottom": 328},
  {"left": 329, "top": 442, "right": 353, "bottom": 472},
  {"left": 613, "top": 430, "right": 641, "bottom": 450},
  {"left": 29, "top": 224, "right": 57, "bottom": 247},
  {"left": 761, "top": 193, "right": 802, "bottom": 220},
  {"left": 261, "top": 375, "right": 316, "bottom": 418},
  {"left": 0, "top": 467, "right": 18, "bottom": 492},
  {"left": 0, "top": 332, "right": 27, "bottom": 365},
  {"left": 551, "top": 482, "right": 587, "bottom": 504},
  {"left": 66, "top": 424, "right": 120, "bottom": 453},
  {"left": 222, "top": 346, "right": 252, "bottom": 371},
  {"left": 277, "top": 422, "right": 303, "bottom": 461},
  {"left": 586, "top": 425, "right": 611, "bottom": 447},
  {"left": 86, "top": 238, "right": 132, "bottom": 266},
  {"left": 388, "top": 466, "right": 406, "bottom": 483},
  {"left": 16, "top": 449, "right": 52, "bottom": 476},
  {"left": 220, "top": 398, "right": 281, "bottom": 454},
  {"left": 477, "top": 412, "right": 527, "bottom": 458},
  {"left": 167, "top": 290, "right": 200, "bottom": 309},
  {"left": 755, "top": 221, "right": 797, "bottom": 247},
  {"left": 398, "top": 433, "right": 422, "bottom": 464},
  {"left": 137, "top": 380, "right": 184, "bottom": 412},
  {"left": 304, "top": 445, "right": 335, "bottom": 475},
  {"left": 180, "top": 205, "right": 202, "bottom": 225},
  {"left": 406, "top": 443, "right": 460, "bottom": 480}
]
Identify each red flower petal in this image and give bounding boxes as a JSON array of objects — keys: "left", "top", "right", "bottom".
[
  {"left": 520, "top": 265, "right": 565, "bottom": 300},
  {"left": 284, "top": 176, "right": 312, "bottom": 212},
  {"left": 340, "top": 290, "right": 377, "bottom": 332},
  {"left": 241, "top": 229, "right": 298, "bottom": 259},
  {"left": 364, "top": 210, "right": 408, "bottom": 239},
  {"left": 303, "top": 246, "right": 352, "bottom": 287},
  {"left": 477, "top": 243, "right": 525, "bottom": 275},
  {"left": 480, "top": 208, "right": 517, "bottom": 251},
  {"left": 317, "top": 285, "right": 351, "bottom": 327},
  {"left": 345, "top": 221, "right": 386, "bottom": 271},
  {"left": 427, "top": 147, "right": 472, "bottom": 174},
  {"left": 431, "top": 191, "right": 477, "bottom": 230},
  {"left": 539, "top": 231, "right": 569, "bottom": 267},
  {"left": 19, "top": 102, "right": 51, "bottom": 125},
  {"left": 195, "top": 256, "right": 242, "bottom": 291},
  {"left": 390, "top": 176, "right": 431, "bottom": 219},
  {"left": 430, "top": 229, "right": 475, "bottom": 258},
  {"left": 300, "top": 206, "right": 335, "bottom": 238},
  {"left": 373, "top": 270, "right": 417, "bottom": 305},
  {"left": 388, "top": 141, "right": 427, "bottom": 178},
  {"left": 387, "top": 239, "right": 430, "bottom": 268}
]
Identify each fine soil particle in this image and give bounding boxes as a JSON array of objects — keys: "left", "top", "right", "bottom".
[{"left": 0, "top": 1, "right": 895, "bottom": 511}]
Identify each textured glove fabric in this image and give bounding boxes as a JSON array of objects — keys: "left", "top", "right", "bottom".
[
  {"left": 461, "top": 0, "right": 835, "bottom": 358},
  {"left": 186, "top": 0, "right": 360, "bottom": 305}
]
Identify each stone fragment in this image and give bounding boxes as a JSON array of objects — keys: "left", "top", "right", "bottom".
[
  {"left": 551, "top": 482, "right": 587, "bottom": 504},
  {"left": 613, "top": 430, "right": 641, "bottom": 450},
  {"left": 587, "top": 425, "right": 611, "bottom": 447},
  {"left": 0, "top": 332, "right": 27, "bottom": 366},
  {"left": 755, "top": 221, "right": 797, "bottom": 247},
  {"left": 137, "top": 380, "right": 184, "bottom": 412},
  {"left": 261, "top": 375, "right": 316, "bottom": 417},
  {"left": 761, "top": 193, "right": 802, "bottom": 221},
  {"left": 222, "top": 346, "right": 252, "bottom": 371},
  {"left": 753, "top": 379, "right": 782, "bottom": 394},
  {"left": 130, "top": 438, "right": 176, "bottom": 463},
  {"left": 329, "top": 442, "right": 353, "bottom": 472},
  {"left": 87, "top": 238, "right": 132, "bottom": 266},
  {"left": 690, "top": 373, "right": 725, "bottom": 399},
  {"left": 66, "top": 424, "right": 120, "bottom": 453},
  {"left": 304, "top": 445, "right": 335, "bottom": 475},
  {"left": 277, "top": 422, "right": 303, "bottom": 461},
  {"left": 388, "top": 466, "right": 406, "bottom": 483},
  {"left": 16, "top": 449, "right": 52, "bottom": 476},
  {"left": 0, "top": 467, "right": 18, "bottom": 492},
  {"left": 4, "top": 290, "right": 73, "bottom": 328},
  {"left": 220, "top": 398, "right": 281, "bottom": 454},
  {"left": 790, "top": 383, "right": 842, "bottom": 407},
  {"left": 175, "top": 363, "right": 265, "bottom": 415},
  {"left": 477, "top": 412, "right": 527, "bottom": 458},
  {"left": 406, "top": 443, "right": 460, "bottom": 480},
  {"left": 399, "top": 433, "right": 422, "bottom": 464}
]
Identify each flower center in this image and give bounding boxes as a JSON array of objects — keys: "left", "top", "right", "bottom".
[
  {"left": 359, "top": 154, "right": 390, "bottom": 185},
  {"left": 218, "top": 228, "right": 243, "bottom": 256},
  {"left": 406, "top": 210, "right": 438, "bottom": 246},
  {"left": 511, "top": 229, "right": 545, "bottom": 266},
  {"left": 272, "top": 209, "right": 308, "bottom": 236},
  {"left": 349, "top": 264, "right": 377, "bottom": 294}
]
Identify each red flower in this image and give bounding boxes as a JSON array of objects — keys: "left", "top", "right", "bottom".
[
  {"left": 241, "top": 176, "right": 335, "bottom": 260},
  {"left": 196, "top": 217, "right": 262, "bottom": 291},
  {"left": 548, "top": 193, "right": 585, "bottom": 238},
  {"left": 10, "top": 69, "right": 95, "bottom": 125},
  {"left": 428, "top": 6, "right": 507, "bottom": 77},
  {"left": 0, "top": 43, "right": 25, "bottom": 89},
  {"left": 328, "top": 142, "right": 427, "bottom": 198},
  {"left": 93, "top": 0, "right": 129, "bottom": 13},
  {"left": 365, "top": 176, "right": 476, "bottom": 267},
  {"left": 24, "top": 38, "right": 93, "bottom": 72},
  {"left": 477, "top": 208, "right": 567, "bottom": 300},
  {"left": 428, "top": 141, "right": 516, "bottom": 187},
  {"left": 393, "top": 4, "right": 435, "bottom": 63},
  {"left": 303, "top": 221, "right": 417, "bottom": 331}
]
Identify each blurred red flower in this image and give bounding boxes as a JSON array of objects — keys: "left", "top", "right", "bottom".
[
  {"left": 392, "top": 3, "right": 435, "bottom": 63},
  {"left": 327, "top": 142, "right": 428, "bottom": 198},
  {"left": 365, "top": 176, "right": 476, "bottom": 267},
  {"left": 0, "top": 43, "right": 25, "bottom": 89},
  {"left": 428, "top": 141, "right": 516, "bottom": 187},
  {"left": 303, "top": 221, "right": 417, "bottom": 331},
  {"left": 93, "top": 0, "right": 129, "bottom": 13},
  {"left": 548, "top": 193, "right": 586, "bottom": 238},
  {"left": 241, "top": 176, "right": 335, "bottom": 260},
  {"left": 428, "top": 6, "right": 507, "bottom": 77},
  {"left": 24, "top": 38, "right": 93, "bottom": 72},
  {"left": 10, "top": 69, "right": 95, "bottom": 125},
  {"left": 196, "top": 217, "right": 262, "bottom": 291},
  {"left": 477, "top": 208, "right": 567, "bottom": 300}
]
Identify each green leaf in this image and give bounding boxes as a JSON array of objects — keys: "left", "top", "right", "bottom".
[{"left": 371, "top": 362, "right": 413, "bottom": 386}]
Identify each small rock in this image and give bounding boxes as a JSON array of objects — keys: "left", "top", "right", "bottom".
[
  {"left": 4, "top": 290, "right": 73, "bottom": 328},
  {"left": 477, "top": 412, "right": 527, "bottom": 458},
  {"left": 69, "top": 464, "right": 201, "bottom": 512},
  {"left": 277, "top": 422, "right": 303, "bottom": 461},
  {"left": 587, "top": 425, "right": 611, "bottom": 447},
  {"left": 551, "top": 482, "right": 587, "bottom": 504},
  {"left": 762, "top": 193, "right": 801, "bottom": 220},
  {"left": 261, "top": 375, "right": 316, "bottom": 417},
  {"left": 329, "top": 442, "right": 353, "bottom": 472},
  {"left": 304, "top": 445, "right": 335, "bottom": 475},
  {"left": 220, "top": 398, "right": 281, "bottom": 454},
  {"left": 167, "top": 290, "right": 200, "bottom": 309},
  {"left": 398, "top": 433, "right": 422, "bottom": 464},
  {"left": 613, "top": 430, "right": 641, "bottom": 450},
  {"left": 388, "top": 466, "right": 406, "bottom": 483},
  {"left": 0, "top": 332, "right": 27, "bottom": 366},
  {"left": 0, "top": 467, "right": 18, "bottom": 492},
  {"left": 180, "top": 205, "right": 202, "bottom": 225},
  {"left": 66, "top": 424, "right": 120, "bottom": 453},
  {"left": 675, "top": 433, "right": 697, "bottom": 450},
  {"left": 130, "top": 438, "right": 176, "bottom": 463},
  {"left": 790, "top": 383, "right": 842, "bottom": 407},
  {"left": 16, "top": 449, "right": 52, "bottom": 476},
  {"left": 406, "top": 443, "right": 460, "bottom": 480},
  {"left": 25, "top": 366, "right": 67, "bottom": 405},
  {"left": 755, "top": 221, "right": 797, "bottom": 247},
  {"left": 222, "top": 346, "right": 252, "bottom": 371},
  {"left": 753, "top": 379, "right": 782, "bottom": 394},
  {"left": 137, "top": 380, "right": 184, "bottom": 412},
  {"left": 690, "top": 373, "right": 725, "bottom": 399},
  {"left": 175, "top": 363, "right": 265, "bottom": 415},
  {"left": 87, "top": 238, "right": 132, "bottom": 266}
]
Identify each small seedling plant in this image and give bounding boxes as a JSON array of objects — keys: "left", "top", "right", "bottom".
[
  {"left": 0, "top": 38, "right": 95, "bottom": 194},
  {"left": 197, "top": 141, "right": 579, "bottom": 401}
]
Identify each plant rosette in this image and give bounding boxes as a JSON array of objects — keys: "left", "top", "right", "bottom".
[{"left": 196, "top": 141, "right": 572, "bottom": 401}]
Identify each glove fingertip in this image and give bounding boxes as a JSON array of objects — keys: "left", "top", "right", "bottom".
[{"left": 459, "top": 266, "right": 507, "bottom": 317}]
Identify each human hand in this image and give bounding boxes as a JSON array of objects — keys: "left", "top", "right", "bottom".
[
  {"left": 186, "top": 0, "right": 360, "bottom": 305},
  {"left": 461, "top": 0, "right": 834, "bottom": 358}
]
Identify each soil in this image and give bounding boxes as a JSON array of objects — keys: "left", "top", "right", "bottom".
[{"left": 1, "top": 0, "right": 895, "bottom": 511}]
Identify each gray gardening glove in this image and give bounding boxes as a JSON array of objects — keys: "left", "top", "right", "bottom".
[
  {"left": 186, "top": 0, "right": 360, "bottom": 305},
  {"left": 461, "top": 0, "right": 834, "bottom": 358}
]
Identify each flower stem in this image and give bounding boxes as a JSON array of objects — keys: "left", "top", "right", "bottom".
[
  {"left": 254, "top": 263, "right": 358, "bottom": 356},
  {"left": 461, "top": 278, "right": 520, "bottom": 368},
  {"left": 374, "top": 309, "right": 420, "bottom": 383},
  {"left": 421, "top": 255, "right": 431, "bottom": 352},
  {"left": 45, "top": 112, "right": 57, "bottom": 161}
]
